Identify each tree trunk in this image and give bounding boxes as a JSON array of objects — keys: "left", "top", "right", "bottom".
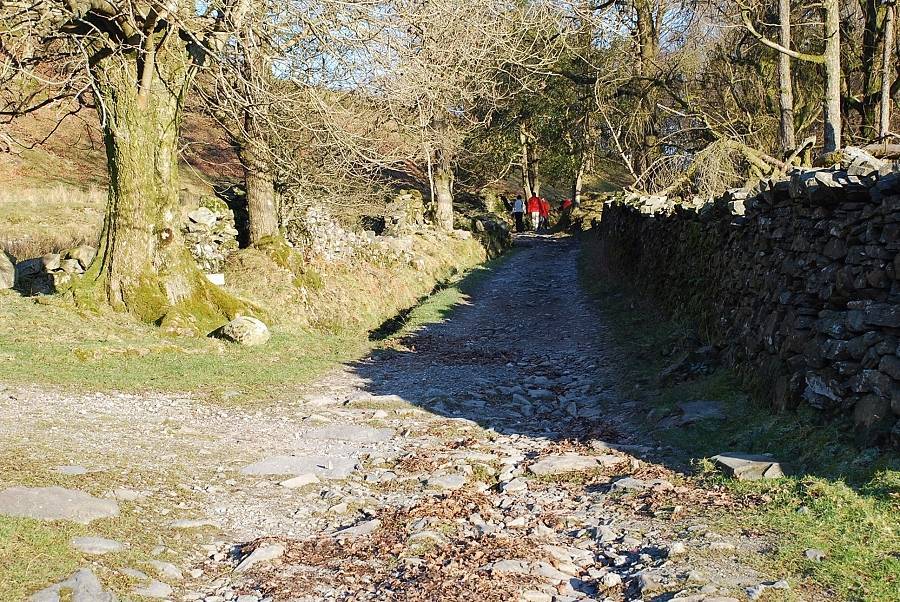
[
  {"left": 433, "top": 151, "right": 454, "bottom": 231},
  {"left": 519, "top": 122, "right": 533, "bottom": 199},
  {"left": 241, "top": 135, "right": 278, "bottom": 245},
  {"left": 881, "top": 3, "right": 896, "bottom": 137},
  {"left": 823, "top": 0, "right": 842, "bottom": 152},
  {"left": 82, "top": 49, "right": 247, "bottom": 335},
  {"left": 634, "top": 0, "right": 661, "bottom": 181},
  {"left": 528, "top": 140, "right": 541, "bottom": 197},
  {"left": 778, "top": 0, "right": 796, "bottom": 153},
  {"left": 573, "top": 155, "right": 585, "bottom": 205}
]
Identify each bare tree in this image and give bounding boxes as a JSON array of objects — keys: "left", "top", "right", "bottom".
[{"left": 742, "top": 0, "right": 843, "bottom": 153}]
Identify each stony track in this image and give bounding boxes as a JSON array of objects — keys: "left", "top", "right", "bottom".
[{"left": 2, "top": 235, "right": 793, "bottom": 602}]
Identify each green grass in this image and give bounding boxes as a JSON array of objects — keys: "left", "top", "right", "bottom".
[
  {"left": 0, "top": 246, "right": 512, "bottom": 404},
  {"left": 0, "top": 448, "right": 203, "bottom": 599},
  {"left": 578, "top": 233, "right": 900, "bottom": 602}
]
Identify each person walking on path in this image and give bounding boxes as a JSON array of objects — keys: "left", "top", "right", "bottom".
[
  {"left": 539, "top": 197, "right": 551, "bottom": 231},
  {"left": 511, "top": 194, "right": 525, "bottom": 233},
  {"left": 527, "top": 194, "right": 541, "bottom": 231}
]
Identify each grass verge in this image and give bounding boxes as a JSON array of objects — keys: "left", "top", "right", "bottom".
[{"left": 578, "top": 233, "right": 900, "bottom": 601}]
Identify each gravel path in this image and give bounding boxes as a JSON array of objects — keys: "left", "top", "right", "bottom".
[{"left": 1, "top": 235, "right": 787, "bottom": 602}]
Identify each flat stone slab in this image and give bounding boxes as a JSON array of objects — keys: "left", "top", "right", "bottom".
[
  {"left": 712, "top": 453, "right": 784, "bottom": 480},
  {"left": 234, "top": 543, "right": 285, "bottom": 573},
  {"left": 0, "top": 487, "right": 119, "bottom": 524},
  {"left": 29, "top": 568, "right": 117, "bottom": 602},
  {"left": 611, "top": 477, "right": 673, "bottom": 492},
  {"left": 426, "top": 473, "right": 467, "bottom": 491},
  {"left": 241, "top": 455, "right": 358, "bottom": 479},
  {"left": 71, "top": 536, "right": 124, "bottom": 555},
  {"left": 332, "top": 518, "right": 381, "bottom": 539},
  {"left": 304, "top": 424, "right": 393, "bottom": 443},
  {"left": 528, "top": 454, "right": 622, "bottom": 476},
  {"left": 279, "top": 474, "right": 321, "bottom": 489},
  {"left": 132, "top": 580, "right": 172, "bottom": 599}
]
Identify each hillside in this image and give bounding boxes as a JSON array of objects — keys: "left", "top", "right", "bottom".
[{"left": 0, "top": 106, "right": 240, "bottom": 259}]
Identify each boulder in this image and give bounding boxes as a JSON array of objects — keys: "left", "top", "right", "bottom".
[
  {"left": 187, "top": 206, "right": 218, "bottom": 228},
  {"left": 212, "top": 316, "right": 270, "bottom": 346},
  {"left": 64, "top": 245, "right": 97, "bottom": 270},
  {"left": 0, "top": 251, "right": 13, "bottom": 289},
  {"left": 711, "top": 453, "right": 784, "bottom": 480},
  {"left": 58, "top": 258, "right": 84, "bottom": 274}
]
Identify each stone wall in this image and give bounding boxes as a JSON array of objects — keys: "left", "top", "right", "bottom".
[{"left": 590, "top": 161, "right": 900, "bottom": 447}]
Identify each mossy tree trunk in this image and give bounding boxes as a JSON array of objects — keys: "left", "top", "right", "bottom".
[{"left": 81, "top": 44, "right": 247, "bottom": 335}]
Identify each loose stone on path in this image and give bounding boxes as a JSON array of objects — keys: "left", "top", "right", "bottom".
[
  {"left": 528, "top": 453, "right": 621, "bottom": 476},
  {"left": 29, "top": 568, "right": 117, "bottom": 602},
  {"left": 0, "top": 487, "right": 119, "bottom": 524},
  {"left": 241, "top": 455, "right": 358, "bottom": 479}
]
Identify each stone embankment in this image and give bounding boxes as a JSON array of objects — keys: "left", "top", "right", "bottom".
[{"left": 589, "top": 150, "right": 900, "bottom": 446}]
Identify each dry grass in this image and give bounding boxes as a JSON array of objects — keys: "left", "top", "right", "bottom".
[{"left": 0, "top": 185, "right": 105, "bottom": 260}]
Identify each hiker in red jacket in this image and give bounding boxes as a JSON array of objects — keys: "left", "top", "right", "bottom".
[
  {"left": 527, "top": 194, "right": 541, "bottom": 231},
  {"left": 539, "top": 197, "right": 551, "bottom": 230}
]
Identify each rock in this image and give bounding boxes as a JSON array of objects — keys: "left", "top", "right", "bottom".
[
  {"left": 712, "top": 453, "right": 784, "bottom": 480},
  {"left": 490, "top": 559, "right": 530, "bottom": 575},
  {"left": 600, "top": 572, "right": 622, "bottom": 589},
  {"left": 0, "top": 251, "right": 14, "bottom": 289},
  {"left": 804, "top": 548, "right": 826, "bottom": 562},
  {"left": 205, "top": 273, "right": 225, "bottom": 286},
  {"left": 149, "top": 560, "right": 183, "bottom": 580},
  {"left": 241, "top": 455, "right": 357, "bottom": 479},
  {"left": 279, "top": 474, "right": 321, "bottom": 489},
  {"left": 305, "top": 424, "right": 393, "bottom": 443},
  {"left": 500, "top": 477, "right": 528, "bottom": 493},
  {"left": 666, "top": 541, "right": 687, "bottom": 557},
  {"left": 427, "top": 473, "right": 466, "bottom": 491},
  {"left": 41, "top": 253, "right": 61, "bottom": 272},
  {"left": 528, "top": 454, "right": 620, "bottom": 476},
  {"left": 29, "top": 568, "right": 117, "bottom": 602},
  {"left": 635, "top": 572, "right": 664, "bottom": 593},
  {"left": 332, "top": 518, "right": 381, "bottom": 539},
  {"left": 610, "top": 477, "right": 673, "bottom": 491},
  {"left": 132, "top": 580, "right": 172, "bottom": 599},
  {"left": 234, "top": 543, "right": 285, "bottom": 573},
  {"left": 520, "top": 591, "right": 552, "bottom": 602},
  {"left": 71, "top": 537, "right": 124, "bottom": 555},
  {"left": 212, "top": 316, "right": 271, "bottom": 346},
  {"left": 188, "top": 206, "right": 218, "bottom": 227},
  {"left": 57, "top": 258, "right": 84, "bottom": 274},
  {"left": 63, "top": 245, "right": 97, "bottom": 270},
  {"left": 853, "top": 395, "right": 894, "bottom": 443},
  {"left": 0, "top": 487, "right": 119, "bottom": 524}
]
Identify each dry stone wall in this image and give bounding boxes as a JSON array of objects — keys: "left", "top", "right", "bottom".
[{"left": 591, "top": 163, "right": 900, "bottom": 447}]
